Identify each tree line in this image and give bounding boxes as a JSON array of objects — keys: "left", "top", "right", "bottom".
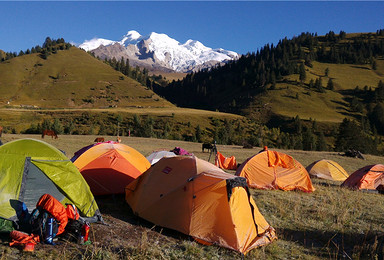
[
  {"left": 0, "top": 37, "right": 72, "bottom": 62},
  {"left": 89, "top": 53, "right": 168, "bottom": 90}
]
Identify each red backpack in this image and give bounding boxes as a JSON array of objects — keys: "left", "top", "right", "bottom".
[{"left": 29, "top": 194, "right": 68, "bottom": 243}]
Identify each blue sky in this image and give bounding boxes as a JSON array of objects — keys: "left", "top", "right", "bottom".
[{"left": 0, "top": 1, "right": 383, "bottom": 55}]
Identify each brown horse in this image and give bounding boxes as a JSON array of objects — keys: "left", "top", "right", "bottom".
[
  {"left": 94, "top": 137, "right": 105, "bottom": 142},
  {"left": 42, "top": 130, "right": 58, "bottom": 139}
]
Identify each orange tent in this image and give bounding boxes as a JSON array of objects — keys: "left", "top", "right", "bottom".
[
  {"left": 341, "top": 164, "right": 384, "bottom": 191},
  {"left": 125, "top": 156, "right": 277, "bottom": 255},
  {"left": 235, "top": 150, "right": 314, "bottom": 192},
  {"left": 215, "top": 151, "right": 237, "bottom": 170},
  {"left": 73, "top": 141, "right": 150, "bottom": 196},
  {"left": 306, "top": 159, "right": 349, "bottom": 181}
]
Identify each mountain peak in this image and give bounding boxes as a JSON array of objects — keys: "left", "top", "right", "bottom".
[
  {"left": 120, "top": 30, "right": 143, "bottom": 46},
  {"left": 79, "top": 38, "right": 116, "bottom": 52},
  {"left": 79, "top": 30, "right": 239, "bottom": 72},
  {"left": 125, "top": 30, "right": 141, "bottom": 40}
]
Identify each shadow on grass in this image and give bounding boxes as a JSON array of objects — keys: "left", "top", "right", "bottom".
[
  {"left": 95, "top": 194, "right": 190, "bottom": 241},
  {"left": 350, "top": 65, "right": 371, "bottom": 70},
  {"left": 311, "top": 178, "right": 343, "bottom": 188},
  {"left": 278, "top": 227, "right": 384, "bottom": 259}
]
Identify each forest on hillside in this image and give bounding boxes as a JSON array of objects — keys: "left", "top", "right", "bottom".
[
  {"left": 95, "top": 29, "right": 384, "bottom": 155},
  {"left": 157, "top": 30, "right": 384, "bottom": 111},
  {"left": 148, "top": 30, "right": 384, "bottom": 155}
]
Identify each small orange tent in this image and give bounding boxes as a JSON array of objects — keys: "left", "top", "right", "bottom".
[
  {"left": 341, "top": 164, "right": 384, "bottom": 191},
  {"left": 125, "top": 156, "right": 277, "bottom": 255},
  {"left": 306, "top": 159, "right": 349, "bottom": 181},
  {"left": 235, "top": 150, "right": 314, "bottom": 192},
  {"left": 73, "top": 141, "right": 150, "bottom": 196},
  {"left": 215, "top": 151, "right": 237, "bottom": 170}
]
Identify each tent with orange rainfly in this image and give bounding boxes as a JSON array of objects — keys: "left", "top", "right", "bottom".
[
  {"left": 341, "top": 164, "right": 384, "bottom": 192},
  {"left": 125, "top": 156, "right": 277, "bottom": 255},
  {"left": 235, "top": 150, "right": 314, "bottom": 192},
  {"left": 72, "top": 141, "right": 150, "bottom": 196},
  {"left": 306, "top": 159, "right": 349, "bottom": 181},
  {"left": 215, "top": 151, "right": 237, "bottom": 170}
]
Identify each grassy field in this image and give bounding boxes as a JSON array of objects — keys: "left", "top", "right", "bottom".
[
  {"left": 0, "top": 48, "right": 173, "bottom": 109},
  {"left": 257, "top": 59, "right": 384, "bottom": 123},
  {"left": 1, "top": 134, "right": 384, "bottom": 259},
  {"left": 0, "top": 106, "right": 244, "bottom": 135}
]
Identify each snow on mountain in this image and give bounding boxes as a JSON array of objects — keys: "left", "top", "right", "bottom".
[
  {"left": 79, "top": 38, "right": 116, "bottom": 52},
  {"left": 78, "top": 30, "right": 239, "bottom": 72},
  {"left": 119, "top": 30, "right": 143, "bottom": 46}
]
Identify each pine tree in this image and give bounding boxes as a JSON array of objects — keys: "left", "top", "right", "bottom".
[
  {"left": 325, "top": 67, "right": 330, "bottom": 77},
  {"left": 335, "top": 118, "right": 376, "bottom": 153},
  {"left": 64, "top": 119, "right": 75, "bottom": 134},
  {"left": 316, "top": 131, "right": 327, "bottom": 151},
  {"left": 52, "top": 119, "right": 63, "bottom": 134},
  {"left": 124, "top": 58, "right": 131, "bottom": 77},
  {"left": 294, "top": 115, "right": 302, "bottom": 134},
  {"left": 315, "top": 77, "right": 324, "bottom": 93},
  {"left": 299, "top": 63, "right": 306, "bottom": 83},
  {"left": 369, "top": 103, "right": 384, "bottom": 135},
  {"left": 327, "top": 78, "right": 334, "bottom": 90},
  {"left": 41, "top": 119, "right": 51, "bottom": 131},
  {"left": 132, "top": 114, "right": 142, "bottom": 136},
  {"left": 371, "top": 59, "right": 377, "bottom": 70},
  {"left": 302, "top": 127, "right": 316, "bottom": 151}
]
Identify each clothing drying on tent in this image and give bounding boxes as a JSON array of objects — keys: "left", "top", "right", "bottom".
[
  {"left": 125, "top": 156, "right": 277, "bottom": 255},
  {"left": 215, "top": 151, "right": 237, "bottom": 170},
  {"left": 236, "top": 150, "right": 315, "bottom": 192},
  {"left": 341, "top": 164, "right": 384, "bottom": 191},
  {"left": 0, "top": 139, "right": 101, "bottom": 231},
  {"left": 171, "top": 147, "right": 193, "bottom": 156},
  {"left": 146, "top": 150, "right": 176, "bottom": 165},
  {"left": 306, "top": 159, "right": 349, "bottom": 181},
  {"left": 72, "top": 141, "right": 150, "bottom": 196}
]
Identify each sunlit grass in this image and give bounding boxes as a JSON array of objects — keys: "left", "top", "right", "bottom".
[{"left": 1, "top": 134, "right": 383, "bottom": 259}]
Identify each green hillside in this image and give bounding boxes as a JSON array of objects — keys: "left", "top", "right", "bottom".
[
  {"left": 255, "top": 59, "right": 384, "bottom": 122},
  {"left": 159, "top": 31, "right": 384, "bottom": 124},
  {"left": 0, "top": 47, "right": 173, "bottom": 109}
]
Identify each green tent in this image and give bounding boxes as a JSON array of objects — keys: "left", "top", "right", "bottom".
[{"left": 0, "top": 139, "right": 101, "bottom": 229}]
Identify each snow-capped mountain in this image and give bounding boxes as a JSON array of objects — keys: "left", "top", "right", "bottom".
[{"left": 79, "top": 30, "right": 239, "bottom": 73}]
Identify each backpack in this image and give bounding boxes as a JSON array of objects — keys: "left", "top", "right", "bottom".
[
  {"left": 61, "top": 218, "right": 85, "bottom": 243},
  {"left": 29, "top": 208, "right": 59, "bottom": 244},
  {"left": 29, "top": 194, "right": 68, "bottom": 244},
  {"left": 35, "top": 194, "right": 68, "bottom": 235},
  {"left": 61, "top": 204, "right": 84, "bottom": 242}
]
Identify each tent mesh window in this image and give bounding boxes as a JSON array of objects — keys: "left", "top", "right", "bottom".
[{"left": 20, "top": 158, "right": 66, "bottom": 211}]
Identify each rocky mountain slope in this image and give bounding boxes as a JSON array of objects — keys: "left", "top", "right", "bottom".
[{"left": 79, "top": 30, "right": 239, "bottom": 73}]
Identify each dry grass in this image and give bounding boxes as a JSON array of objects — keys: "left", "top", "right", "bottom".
[
  {"left": 261, "top": 59, "right": 384, "bottom": 123},
  {"left": 1, "top": 134, "right": 384, "bottom": 259},
  {"left": 0, "top": 106, "right": 243, "bottom": 134},
  {"left": 0, "top": 48, "right": 173, "bottom": 109}
]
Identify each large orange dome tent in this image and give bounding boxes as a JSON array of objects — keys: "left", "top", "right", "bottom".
[
  {"left": 72, "top": 141, "right": 150, "bottom": 196},
  {"left": 235, "top": 150, "right": 314, "bottom": 192},
  {"left": 306, "top": 159, "right": 349, "bottom": 181},
  {"left": 125, "top": 156, "right": 277, "bottom": 255},
  {"left": 341, "top": 164, "right": 384, "bottom": 191}
]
